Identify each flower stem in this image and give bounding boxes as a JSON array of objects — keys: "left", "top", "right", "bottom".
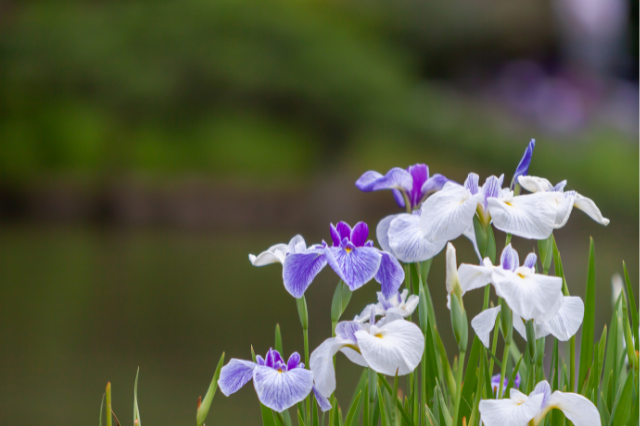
[{"left": 452, "top": 350, "right": 466, "bottom": 426}]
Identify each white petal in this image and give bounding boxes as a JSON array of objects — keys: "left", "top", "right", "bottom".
[
  {"left": 253, "top": 365, "right": 314, "bottom": 412},
  {"left": 288, "top": 235, "right": 307, "bottom": 254},
  {"left": 471, "top": 306, "right": 501, "bottom": 348},
  {"left": 309, "top": 337, "right": 348, "bottom": 398},
  {"left": 492, "top": 268, "right": 563, "bottom": 321},
  {"left": 356, "top": 320, "right": 424, "bottom": 376},
  {"left": 488, "top": 192, "right": 557, "bottom": 240},
  {"left": 446, "top": 243, "right": 458, "bottom": 294},
  {"left": 376, "top": 214, "right": 403, "bottom": 256},
  {"left": 457, "top": 261, "right": 494, "bottom": 294},
  {"left": 340, "top": 347, "right": 369, "bottom": 367},
  {"left": 512, "top": 312, "right": 548, "bottom": 341},
  {"left": 573, "top": 192, "right": 610, "bottom": 226},
  {"left": 400, "top": 294, "right": 419, "bottom": 316},
  {"left": 249, "top": 243, "right": 289, "bottom": 266},
  {"left": 518, "top": 175, "right": 554, "bottom": 193},
  {"left": 420, "top": 182, "right": 478, "bottom": 243},
  {"left": 479, "top": 391, "right": 544, "bottom": 426},
  {"left": 354, "top": 303, "right": 382, "bottom": 323},
  {"left": 540, "top": 296, "right": 584, "bottom": 341},
  {"left": 551, "top": 191, "right": 575, "bottom": 228},
  {"left": 388, "top": 213, "right": 445, "bottom": 262},
  {"left": 462, "top": 225, "right": 482, "bottom": 261},
  {"left": 535, "top": 391, "right": 601, "bottom": 426}
]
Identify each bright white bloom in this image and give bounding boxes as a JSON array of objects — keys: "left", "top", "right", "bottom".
[
  {"left": 354, "top": 290, "right": 419, "bottom": 323},
  {"left": 471, "top": 305, "right": 502, "bottom": 348},
  {"left": 512, "top": 296, "right": 585, "bottom": 342},
  {"left": 249, "top": 235, "right": 307, "bottom": 266},
  {"left": 420, "top": 173, "right": 557, "bottom": 243},
  {"left": 310, "top": 317, "right": 424, "bottom": 399},
  {"left": 479, "top": 380, "right": 601, "bottom": 426},
  {"left": 518, "top": 175, "right": 610, "bottom": 228},
  {"left": 457, "top": 244, "right": 563, "bottom": 322}
]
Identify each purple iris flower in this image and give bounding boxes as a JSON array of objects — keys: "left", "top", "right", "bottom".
[
  {"left": 356, "top": 164, "right": 448, "bottom": 210},
  {"left": 218, "top": 348, "right": 331, "bottom": 413},
  {"left": 282, "top": 221, "right": 404, "bottom": 299},
  {"left": 490, "top": 372, "right": 522, "bottom": 396},
  {"left": 511, "top": 139, "right": 535, "bottom": 189}
]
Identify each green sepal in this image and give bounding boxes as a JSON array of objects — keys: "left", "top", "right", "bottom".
[{"left": 196, "top": 352, "right": 225, "bottom": 426}]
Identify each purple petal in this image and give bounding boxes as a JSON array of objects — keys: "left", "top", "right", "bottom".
[
  {"left": 500, "top": 244, "right": 520, "bottom": 272},
  {"left": 350, "top": 222, "right": 369, "bottom": 247},
  {"left": 335, "top": 321, "right": 363, "bottom": 343},
  {"left": 377, "top": 291, "right": 393, "bottom": 310},
  {"left": 313, "top": 385, "right": 332, "bottom": 412},
  {"left": 375, "top": 251, "right": 404, "bottom": 299},
  {"left": 524, "top": 253, "right": 537, "bottom": 269},
  {"left": 287, "top": 352, "right": 301, "bottom": 371},
  {"left": 553, "top": 180, "right": 567, "bottom": 192},
  {"left": 283, "top": 249, "right": 328, "bottom": 298},
  {"left": 218, "top": 359, "right": 257, "bottom": 396},
  {"left": 324, "top": 246, "right": 382, "bottom": 291},
  {"left": 355, "top": 168, "right": 413, "bottom": 192},
  {"left": 271, "top": 349, "right": 284, "bottom": 366},
  {"left": 336, "top": 222, "right": 352, "bottom": 242},
  {"left": 481, "top": 175, "right": 504, "bottom": 210},
  {"left": 512, "top": 139, "right": 535, "bottom": 189},
  {"left": 392, "top": 189, "right": 406, "bottom": 208},
  {"left": 464, "top": 173, "right": 480, "bottom": 195},
  {"left": 253, "top": 365, "right": 314, "bottom": 412},
  {"left": 421, "top": 173, "right": 448, "bottom": 197},
  {"left": 531, "top": 380, "right": 551, "bottom": 409},
  {"left": 329, "top": 224, "right": 341, "bottom": 247},
  {"left": 407, "top": 164, "right": 429, "bottom": 207},
  {"left": 256, "top": 355, "right": 265, "bottom": 366}
]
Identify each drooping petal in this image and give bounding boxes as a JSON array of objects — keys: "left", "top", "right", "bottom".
[
  {"left": 283, "top": 249, "right": 328, "bottom": 298},
  {"left": 535, "top": 390, "right": 601, "bottom": 426},
  {"left": 421, "top": 173, "right": 448, "bottom": 197},
  {"left": 420, "top": 182, "right": 479, "bottom": 243},
  {"left": 249, "top": 243, "right": 290, "bottom": 266},
  {"left": 310, "top": 338, "right": 349, "bottom": 397},
  {"left": 340, "top": 347, "right": 369, "bottom": 367},
  {"left": 325, "top": 246, "right": 382, "bottom": 292},
  {"left": 376, "top": 214, "right": 402, "bottom": 256},
  {"left": 573, "top": 193, "right": 610, "bottom": 226},
  {"left": 350, "top": 222, "right": 369, "bottom": 247},
  {"left": 312, "top": 385, "right": 332, "bottom": 412},
  {"left": 355, "top": 168, "right": 413, "bottom": 192},
  {"left": 524, "top": 253, "right": 537, "bottom": 269},
  {"left": 288, "top": 235, "right": 307, "bottom": 254},
  {"left": 395, "top": 294, "right": 419, "bottom": 317},
  {"left": 218, "top": 359, "right": 257, "bottom": 396},
  {"left": 512, "top": 139, "right": 535, "bottom": 188},
  {"left": 375, "top": 251, "right": 404, "bottom": 298},
  {"left": 389, "top": 213, "right": 446, "bottom": 262},
  {"left": 479, "top": 390, "right": 544, "bottom": 426},
  {"left": 500, "top": 244, "right": 520, "bottom": 272},
  {"left": 457, "top": 260, "right": 494, "bottom": 294},
  {"left": 253, "top": 365, "right": 314, "bottom": 412},
  {"left": 488, "top": 192, "right": 557, "bottom": 240},
  {"left": 551, "top": 191, "right": 576, "bottom": 228},
  {"left": 471, "top": 306, "right": 501, "bottom": 348},
  {"left": 492, "top": 267, "right": 563, "bottom": 321},
  {"left": 539, "top": 296, "right": 584, "bottom": 341},
  {"left": 518, "top": 175, "right": 554, "bottom": 193},
  {"left": 356, "top": 319, "right": 424, "bottom": 376}
]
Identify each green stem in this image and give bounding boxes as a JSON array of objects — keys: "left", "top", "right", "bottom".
[
  {"left": 106, "top": 382, "right": 112, "bottom": 426},
  {"left": 452, "top": 351, "right": 466, "bottom": 426},
  {"left": 488, "top": 311, "right": 501, "bottom": 386},
  {"left": 498, "top": 339, "right": 511, "bottom": 398},
  {"left": 505, "top": 233, "right": 512, "bottom": 246}
]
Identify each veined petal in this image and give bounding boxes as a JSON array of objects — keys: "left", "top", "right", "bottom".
[
  {"left": 420, "top": 182, "right": 478, "bottom": 243},
  {"left": 356, "top": 168, "right": 413, "bottom": 192},
  {"left": 458, "top": 261, "right": 494, "bottom": 294},
  {"left": 489, "top": 192, "right": 557, "bottom": 240},
  {"left": 312, "top": 385, "right": 332, "bottom": 412},
  {"left": 464, "top": 173, "right": 480, "bottom": 195},
  {"left": 524, "top": 253, "right": 537, "bottom": 269},
  {"left": 512, "top": 139, "right": 535, "bottom": 188},
  {"left": 551, "top": 191, "right": 575, "bottom": 228},
  {"left": 253, "top": 365, "right": 314, "bottom": 412},
  {"left": 535, "top": 391, "right": 600, "bottom": 426},
  {"left": 531, "top": 380, "right": 552, "bottom": 409},
  {"left": 288, "top": 235, "right": 307, "bottom": 254},
  {"left": 388, "top": 213, "right": 445, "bottom": 262},
  {"left": 249, "top": 244, "right": 290, "bottom": 266},
  {"left": 376, "top": 214, "right": 402, "bottom": 256},
  {"left": 354, "top": 303, "right": 384, "bottom": 323},
  {"left": 356, "top": 320, "right": 424, "bottom": 376},
  {"left": 218, "top": 359, "right": 257, "bottom": 396},
  {"left": 500, "top": 244, "right": 519, "bottom": 272},
  {"left": 283, "top": 249, "right": 328, "bottom": 298},
  {"left": 309, "top": 337, "right": 350, "bottom": 398},
  {"left": 407, "top": 164, "right": 429, "bottom": 207},
  {"left": 471, "top": 306, "right": 501, "bottom": 348},
  {"left": 350, "top": 222, "right": 369, "bottom": 247},
  {"left": 421, "top": 173, "right": 448, "bottom": 196},
  {"left": 340, "top": 347, "right": 369, "bottom": 367},
  {"left": 492, "top": 268, "right": 563, "bottom": 321},
  {"left": 573, "top": 193, "right": 610, "bottom": 226},
  {"left": 518, "top": 175, "right": 554, "bottom": 193},
  {"left": 462, "top": 225, "right": 482, "bottom": 261},
  {"left": 335, "top": 321, "right": 364, "bottom": 343},
  {"left": 481, "top": 175, "right": 504, "bottom": 210},
  {"left": 336, "top": 222, "right": 352, "bottom": 242},
  {"left": 375, "top": 251, "right": 404, "bottom": 298},
  {"left": 479, "top": 391, "right": 544, "bottom": 426},
  {"left": 325, "top": 246, "right": 381, "bottom": 291},
  {"left": 539, "top": 296, "right": 584, "bottom": 341}
]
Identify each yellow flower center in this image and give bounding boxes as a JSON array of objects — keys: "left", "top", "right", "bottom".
[
  {"left": 345, "top": 247, "right": 352, "bottom": 253},
  {"left": 375, "top": 334, "right": 383, "bottom": 339}
]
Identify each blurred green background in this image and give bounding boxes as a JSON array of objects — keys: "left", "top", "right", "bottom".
[{"left": 0, "top": 0, "right": 637, "bottom": 424}]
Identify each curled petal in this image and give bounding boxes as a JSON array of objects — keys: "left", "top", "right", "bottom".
[
  {"left": 340, "top": 347, "right": 369, "bottom": 367},
  {"left": 518, "top": 175, "right": 554, "bottom": 193},
  {"left": 288, "top": 235, "right": 307, "bottom": 254},
  {"left": 471, "top": 306, "right": 501, "bottom": 348},
  {"left": 287, "top": 352, "right": 302, "bottom": 371},
  {"left": 283, "top": 249, "right": 328, "bottom": 298},
  {"left": 325, "top": 246, "right": 381, "bottom": 292},
  {"left": 479, "top": 390, "right": 544, "bottom": 426},
  {"left": 375, "top": 251, "right": 404, "bottom": 298},
  {"left": 420, "top": 182, "right": 478, "bottom": 243},
  {"left": 310, "top": 338, "right": 348, "bottom": 398},
  {"left": 312, "top": 385, "right": 332, "bottom": 412},
  {"left": 218, "top": 359, "right": 257, "bottom": 396},
  {"left": 356, "top": 168, "right": 413, "bottom": 192},
  {"left": 389, "top": 213, "right": 446, "bottom": 263},
  {"left": 488, "top": 192, "right": 557, "bottom": 240},
  {"left": 253, "top": 365, "right": 314, "bottom": 412},
  {"left": 356, "top": 320, "right": 424, "bottom": 376},
  {"left": 573, "top": 193, "right": 610, "bottom": 226},
  {"left": 249, "top": 244, "right": 290, "bottom": 266},
  {"left": 376, "top": 214, "right": 402, "bottom": 256},
  {"left": 552, "top": 191, "right": 576, "bottom": 228},
  {"left": 512, "top": 139, "right": 535, "bottom": 188},
  {"left": 539, "top": 296, "right": 584, "bottom": 341},
  {"left": 535, "top": 390, "right": 601, "bottom": 426}
]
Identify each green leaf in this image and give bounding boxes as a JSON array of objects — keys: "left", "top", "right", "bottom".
[
  {"left": 275, "top": 324, "right": 283, "bottom": 356},
  {"left": 434, "top": 330, "right": 456, "bottom": 400},
  {"left": 622, "top": 261, "right": 639, "bottom": 352},
  {"left": 296, "top": 296, "right": 309, "bottom": 330},
  {"left": 598, "top": 391, "right": 610, "bottom": 426},
  {"left": 312, "top": 394, "right": 319, "bottom": 426},
  {"left": 344, "top": 390, "right": 364, "bottom": 426},
  {"left": 424, "top": 404, "right": 440, "bottom": 426},
  {"left": 621, "top": 291, "right": 638, "bottom": 370},
  {"left": 504, "top": 354, "right": 523, "bottom": 397},
  {"left": 450, "top": 294, "right": 468, "bottom": 352},
  {"left": 133, "top": 367, "right": 141, "bottom": 426},
  {"left": 330, "top": 281, "right": 352, "bottom": 326},
  {"left": 435, "top": 383, "right": 452, "bottom": 426},
  {"left": 106, "top": 382, "right": 112, "bottom": 426},
  {"left": 99, "top": 393, "right": 105, "bottom": 426},
  {"left": 537, "top": 235, "right": 554, "bottom": 275},
  {"left": 578, "top": 237, "right": 596, "bottom": 394},
  {"left": 459, "top": 337, "right": 482, "bottom": 421},
  {"left": 197, "top": 352, "right": 225, "bottom": 426},
  {"left": 609, "top": 370, "right": 636, "bottom": 425},
  {"left": 418, "top": 284, "right": 429, "bottom": 336},
  {"left": 376, "top": 384, "right": 390, "bottom": 426},
  {"left": 298, "top": 410, "right": 306, "bottom": 426}
]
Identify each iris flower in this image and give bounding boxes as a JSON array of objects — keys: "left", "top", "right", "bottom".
[
  {"left": 218, "top": 348, "right": 331, "bottom": 412},
  {"left": 479, "top": 380, "right": 600, "bottom": 426},
  {"left": 353, "top": 289, "right": 419, "bottom": 323},
  {"left": 518, "top": 175, "right": 610, "bottom": 228},
  {"left": 310, "top": 315, "right": 424, "bottom": 400},
  {"left": 282, "top": 221, "right": 404, "bottom": 299},
  {"left": 249, "top": 235, "right": 308, "bottom": 266},
  {"left": 490, "top": 372, "right": 521, "bottom": 397}
]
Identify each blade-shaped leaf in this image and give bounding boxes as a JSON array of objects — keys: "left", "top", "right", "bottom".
[
  {"left": 133, "top": 367, "right": 141, "bottom": 426},
  {"left": 344, "top": 390, "right": 364, "bottom": 426},
  {"left": 578, "top": 237, "right": 596, "bottom": 393},
  {"left": 196, "top": 352, "right": 225, "bottom": 426},
  {"left": 275, "top": 324, "right": 283, "bottom": 354},
  {"left": 622, "top": 261, "right": 639, "bottom": 352},
  {"left": 609, "top": 370, "right": 636, "bottom": 426},
  {"left": 537, "top": 235, "right": 553, "bottom": 275},
  {"left": 99, "top": 393, "right": 105, "bottom": 426}
]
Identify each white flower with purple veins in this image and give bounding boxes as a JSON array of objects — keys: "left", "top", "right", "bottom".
[
  {"left": 518, "top": 175, "right": 610, "bottom": 228},
  {"left": 249, "top": 235, "right": 308, "bottom": 266},
  {"left": 479, "top": 380, "right": 601, "bottom": 426},
  {"left": 218, "top": 348, "right": 331, "bottom": 413},
  {"left": 310, "top": 315, "right": 424, "bottom": 400},
  {"left": 282, "top": 221, "right": 404, "bottom": 299},
  {"left": 353, "top": 290, "right": 419, "bottom": 323}
]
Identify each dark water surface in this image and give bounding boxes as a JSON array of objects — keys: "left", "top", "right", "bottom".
[{"left": 0, "top": 219, "right": 636, "bottom": 425}]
